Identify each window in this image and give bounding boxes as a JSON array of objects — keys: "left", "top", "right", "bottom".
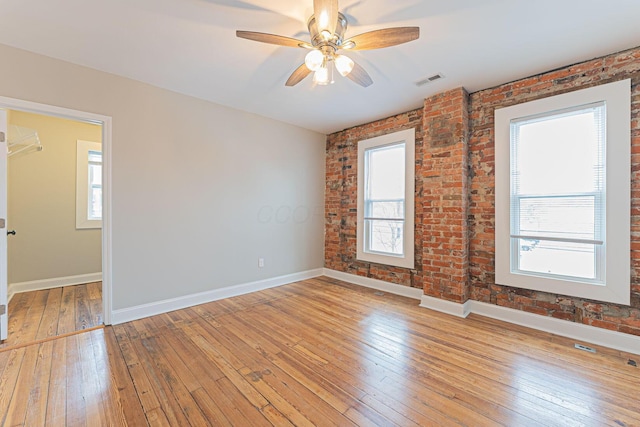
[
  {"left": 357, "top": 128, "right": 415, "bottom": 268},
  {"left": 76, "top": 140, "right": 102, "bottom": 229},
  {"left": 88, "top": 149, "right": 102, "bottom": 220},
  {"left": 511, "top": 104, "right": 605, "bottom": 281},
  {"left": 495, "top": 79, "right": 630, "bottom": 304}
]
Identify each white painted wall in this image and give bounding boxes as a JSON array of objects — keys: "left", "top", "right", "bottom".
[{"left": 0, "top": 43, "right": 326, "bottom": 311}]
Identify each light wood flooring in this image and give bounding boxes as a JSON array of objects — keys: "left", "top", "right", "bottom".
[
  {"left": 1, "top": 277, "right": 639, "bottom": 426},
  {"left": 0, "top": 282, "right": 103, "bottom": 351}
]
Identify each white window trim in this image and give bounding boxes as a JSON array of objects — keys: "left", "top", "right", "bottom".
[
  {"left": 76, "top": 139, "right": 102, "bottom": 229},
  {"left": 495, "top": 79, "right": 630, "bottom": 305},
  {"left": 357, "top": 128, "right": 415, "bottom": 269}
]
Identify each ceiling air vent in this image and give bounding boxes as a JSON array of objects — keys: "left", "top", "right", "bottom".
[{"left": 415, "top": 73, "right": 444, "bottom": 87}]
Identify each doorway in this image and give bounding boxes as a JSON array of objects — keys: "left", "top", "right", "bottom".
[{"left": 0, "top": 97, "right": 112, "bottom": 345}]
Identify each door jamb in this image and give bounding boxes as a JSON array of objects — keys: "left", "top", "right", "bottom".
[{"left": 0, "top": 96, "right": 113, "bottom": 325}]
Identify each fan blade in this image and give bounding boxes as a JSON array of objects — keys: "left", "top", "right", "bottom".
[
  {"left": 346, "top": 61, "right": 373, "bottom": 87},
  {"left": 314, "top": 0, "right": 339, "bottom": 36},
  {"left": 236, "top": 31, "right": 311, "bottom": 48},
  {"left": 286, "top": 64, "right": 312, "bottom": 86},
  {"left": 344, "top": 27, "right": 419, "bottom": 50}
]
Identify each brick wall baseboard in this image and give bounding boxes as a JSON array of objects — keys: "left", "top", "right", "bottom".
[
  {"left": 326, "top": 269, "right": 639, "bottom": 355},
  {"left": 420, "top": 295, "right": 472, "bottom": 318},
  {"left": 421, "top": 294, "right": 640, "bottom": 355},
  {"left": 323, "top": 269, "right": 423, "bottom": 300}
]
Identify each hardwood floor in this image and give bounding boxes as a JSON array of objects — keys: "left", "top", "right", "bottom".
[
  {"left": 0, "top": 282, "right": 103, "bottom": 350},
  {"left": 0, "top": 276, "right": 638, "bottom": 426}
]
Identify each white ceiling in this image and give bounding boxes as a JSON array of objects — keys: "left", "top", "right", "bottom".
[{"left": 0, "top": 0, "right": 639, "bottom": 134}]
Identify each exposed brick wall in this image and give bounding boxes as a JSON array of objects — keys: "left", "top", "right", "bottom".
[
  {"left": 421, "top": 88, "right": 470, "bottom": 303},
  {"left": 325, "top": 109, "right": 423, "bottom": 288},
  {"left": 325, "top": 46, "right": 640, "bottom": 337},
  {"left": 468, "top": 47, "right": 640, "bottom": 336}
]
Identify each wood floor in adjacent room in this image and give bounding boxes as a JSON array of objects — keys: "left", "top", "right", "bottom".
[
  {"left": 0, "top": 282, "right": 103, "bottom": 351},
  {"left": 0, "top": 277, "right": 638, "bottom": 426}
]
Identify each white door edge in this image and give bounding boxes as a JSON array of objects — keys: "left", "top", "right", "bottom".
[{"left": 0, "top": 109, "right": 7, "bottom": 340}]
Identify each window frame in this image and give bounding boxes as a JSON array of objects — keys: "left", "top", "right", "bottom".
[
  {"left": 76, "top": 139, "right": 102, "bottom": 229},
  {"left": 510, "top": 103, "right": 606, "bottom": 283},
  {"left": 495, "top": 79, "right": 630, "bottom": 305},
  {"left": 357, "top": 128, "right": 415, "bottom": 269}
]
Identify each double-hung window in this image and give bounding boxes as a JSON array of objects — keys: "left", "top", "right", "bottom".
[
  {"left": 76, "top": 140, "right": 102, "bottom": 229},
  {"left": 511, "top": 103, "right": 605, "bottom": 281},
  {"left": 88, "top": 149, "right": 102, "bottom": 221},
  {"left": 495, "top": 79, "right": 630, "bottom": 304},
  {"left": 357, "top": 129, "right": 415, "bottom": 268}
]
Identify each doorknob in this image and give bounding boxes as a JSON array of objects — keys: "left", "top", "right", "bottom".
[{"left": 7, "top": 230, "right": 15, "bottom": 236}]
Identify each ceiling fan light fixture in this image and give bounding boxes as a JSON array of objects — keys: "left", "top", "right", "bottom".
[
  {"left": 236, "top": 1, "right": 420, "bottom": 88},
  {"left": 335, "top": 54, "right": 354, "bottom": 76},
  {"left": 305, "top": 49, "right": 324, "bottom": 71},
  {"left": 314, "top": 62, "right": 334, "bottom": 85}
]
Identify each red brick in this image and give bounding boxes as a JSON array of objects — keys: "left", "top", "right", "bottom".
[
  {"left": 584, "top": 319, "right": 619, "bottom": 331},
  {"left": 618, "top": 325, "right": 640, "bottom": 336},
  {"left": 325, "top": 45, "right": 640, "bottom": 337},
  {"left": 551, "top": 311, "right": 575, "bottom": 321}
]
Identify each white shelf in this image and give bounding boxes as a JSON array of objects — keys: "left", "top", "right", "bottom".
[{"left": 7, "top": 125, "right": 43, "bottom": 157}]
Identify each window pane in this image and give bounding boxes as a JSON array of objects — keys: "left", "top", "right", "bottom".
[
  {"left": 514, "top": 108, "right": 603, "bottom": 195},
  {"left": 519, "top": 196, "right": 596, "bottom": 240},
  {"left": 89, "top": 186, "right": 102, "bottom": 220},
  {"left": 365, "top": 219, "right": 404, "bottom": 255},
  {"left": 366, "top": 144, "right": 405, "bottom": 200},
  {"left": 517, "top": 238, "right": 595, "bottom": 279},
  {"left": 365, "top": 199, "right": 404, "bottom": 219},
  {"left": 88, "top": 150, "right": 102, "bottom": 163},
  {"left": 89, "top": 163, "right": 102, "bottom": 186}
]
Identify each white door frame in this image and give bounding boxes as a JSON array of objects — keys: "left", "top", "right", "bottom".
[
  {"left": 0, "top": 96, "right": 113, "bottom": 326},
  {"left": 0, "top": 110, "right": 7, "bottom": 339}
]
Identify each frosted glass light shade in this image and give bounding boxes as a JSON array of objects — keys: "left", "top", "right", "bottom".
[
  {"left": 335, "top": 54, "right": 354, "bottom": 76},
  {"left": 314, "top": 62, "right": 334, "bottom": 85},
  {"left": 314, "top": 66, "right": 330, "bottom": 85},
  {"left": 305, "top": 50, "right": 324, "bottom": 71}
]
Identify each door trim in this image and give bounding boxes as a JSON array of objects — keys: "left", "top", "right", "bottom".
[
  {"left": 0, "top": 109, "right": 7, "bottom": 339},
  {"left": 0, "top": 96, "right": 113, "bottom": 325}
]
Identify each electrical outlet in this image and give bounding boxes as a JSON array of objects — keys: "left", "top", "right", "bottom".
[{"left": 258, "top": 258, "right": 264, "bottom": 268}]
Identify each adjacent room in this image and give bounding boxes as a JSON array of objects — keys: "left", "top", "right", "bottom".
[
  {"left": 0, "top": 0, "right": 638, "bottom": 425},
  {"left": 2, "top": 110, "right": 103, "bottom": 350}
]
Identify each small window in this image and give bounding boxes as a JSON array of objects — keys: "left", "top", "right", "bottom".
[
  {"left": 495, "top": 79, "right": 630, "bottom": 305},
  {"left": 88, "top": 150, "right": 102, "bottom": 221},
  {"left": 76, "top": 140, "right": 102, "bottom": 229},
  {"left": 357, "top": 129, "right": 415, "bottom": 268}
]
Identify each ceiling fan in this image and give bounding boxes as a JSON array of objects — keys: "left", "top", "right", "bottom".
[{"left": 236, "top": 0, "right": 420, "bottom": 87}]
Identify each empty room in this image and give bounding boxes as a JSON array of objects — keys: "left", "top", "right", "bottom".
[{"left": 0, "top": 0, "right": 639, "bottom": 425}]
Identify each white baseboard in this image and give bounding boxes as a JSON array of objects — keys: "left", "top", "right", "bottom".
[
  {"left": 323, "top": 268, "right": 423, "bottom": 300},
  {"left": 328, "top": 269, "right": 639, "bottom": 355},
  {"left": 111, "top": 268, "right": 324, "bottom": 325},
  {"left": 421, "top": 295, "right": 640, "bottom": 355},
  {"left": 468, "top": 300, "right": 640, "bottom": 355},
  {"left": 8, "top": 272, "right": 102, "bottom": 303},
  {"left": 420, "top": 295, "right": 472, "bottom": 318}
]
